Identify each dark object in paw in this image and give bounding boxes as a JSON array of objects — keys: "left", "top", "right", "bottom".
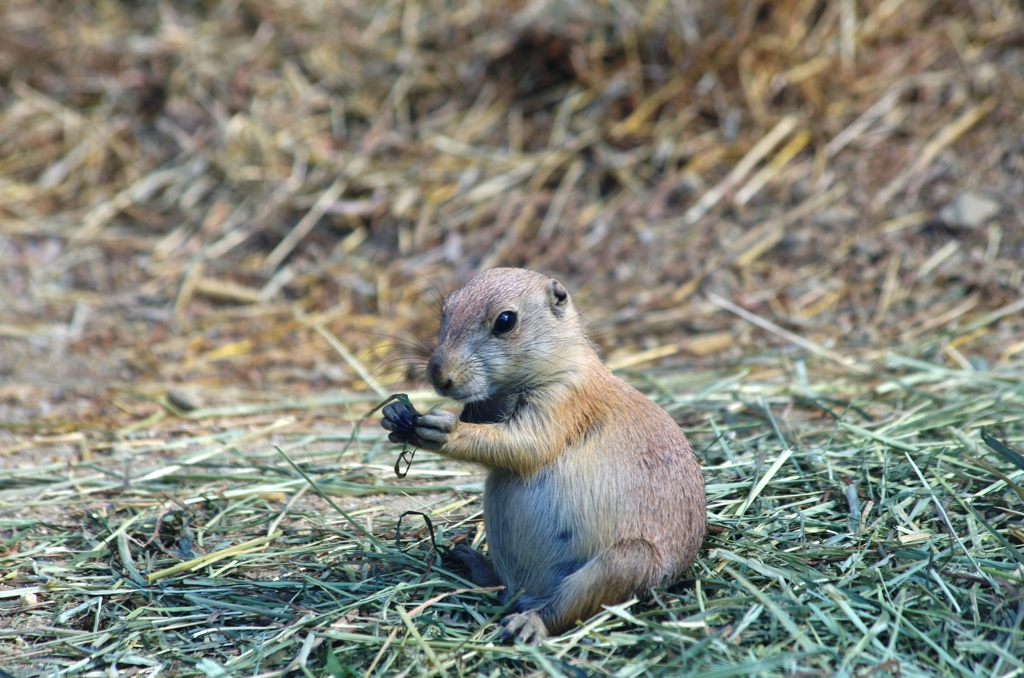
[{"left": 382, "top": 397, "right": 421, "bottom": 444}]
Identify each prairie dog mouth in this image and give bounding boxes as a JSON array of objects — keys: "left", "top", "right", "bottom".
[
  {"left": 438, "top": 383, "right": 489, "bottom": 403},
  {"left": 429, "top": 371, "right": 487, "bottom": 403}
]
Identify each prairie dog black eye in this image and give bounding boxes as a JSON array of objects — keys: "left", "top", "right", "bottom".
[{"left": 493, "top": 311, "right": 517, "bottom": 334}]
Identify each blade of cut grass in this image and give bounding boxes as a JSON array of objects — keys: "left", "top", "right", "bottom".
[
  {"left": 722, "top": 566, "right": 818, "bottom": 654},
  {"left": 708, "top": 292, "right": 872, "bottom": 374},
  {"left": 840, "top": 422, "right": 920, "bottom": 452},
  {"left": 396, "top": 605, "right": 449, "bottom": 677},
  {"left": 735, "top": 447, "right": 794, "bottom": 519},
  {"left": 147, "top": 531, "right": 282, "bottom": 582},
  {"left": 274, "top": 445, "right": 384, "bottom": 548}
]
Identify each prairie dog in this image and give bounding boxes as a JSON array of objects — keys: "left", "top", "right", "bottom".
[{"left": 382, "top": 268, "right": 705, "bottom": 644}]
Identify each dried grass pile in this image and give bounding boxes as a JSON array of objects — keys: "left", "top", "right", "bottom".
[{"left": 1, "top": 0, "right": 1023, "bottom": 675}]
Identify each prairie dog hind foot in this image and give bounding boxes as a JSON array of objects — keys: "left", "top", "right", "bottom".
[
  {"left": 444, "top": 544, "right": 501, "bottom": 587},
  {"left": 501, "top": 610, "right": 549, "bottom": 646}
]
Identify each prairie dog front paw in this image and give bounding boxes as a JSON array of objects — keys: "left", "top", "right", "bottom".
[
  {"left": 414, "top": 410, "right": 458, "bottom": 448},
  {"left": 381, "top": 401, "right": 456, "bottom": 450}
]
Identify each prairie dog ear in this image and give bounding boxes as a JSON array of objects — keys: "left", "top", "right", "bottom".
[{"left": 547, "top": 279, "right": 569, "bottom": 313}]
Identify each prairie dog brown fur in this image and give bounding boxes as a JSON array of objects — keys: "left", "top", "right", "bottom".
[{"left": 382, "top": 268, "right": 705, "bottom": 644}]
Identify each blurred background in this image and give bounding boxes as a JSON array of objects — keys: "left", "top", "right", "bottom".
[{"left": 1, "top": 0, "right": 1022, "bottom": 422}]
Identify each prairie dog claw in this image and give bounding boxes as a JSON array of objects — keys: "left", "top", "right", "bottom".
[{"left": 501, "top": 610, "right": 549, "bottom": 646}]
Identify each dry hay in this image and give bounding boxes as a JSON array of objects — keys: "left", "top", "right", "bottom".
[{"left": 1, "top": 0, "right": 1023, "bottom": 675}]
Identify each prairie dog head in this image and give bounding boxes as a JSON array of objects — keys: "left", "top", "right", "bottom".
[{"left": 426, "top": 268, "right": 589, "bottom": 402}]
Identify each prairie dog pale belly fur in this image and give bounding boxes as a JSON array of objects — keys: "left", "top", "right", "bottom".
[{"left": 382, "top": 268, "right": 705, "bottom": 644}]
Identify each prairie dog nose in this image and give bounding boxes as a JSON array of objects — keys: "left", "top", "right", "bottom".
[{"left": 426, "top": 355, "right": 453, "bottom": 393}]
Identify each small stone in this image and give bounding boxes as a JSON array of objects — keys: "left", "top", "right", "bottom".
[
  {"left": 940, "top": 190, "right": 1001, "bottom": 229},
  {"left": 854, "top": 237, "right": 883, "bottom": 258},
  {"left": 812, "top": 205, "right": 858, "bottom": 227},
  {"left": 167, "top": 387, "right": 204, "bottom": 412}
]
